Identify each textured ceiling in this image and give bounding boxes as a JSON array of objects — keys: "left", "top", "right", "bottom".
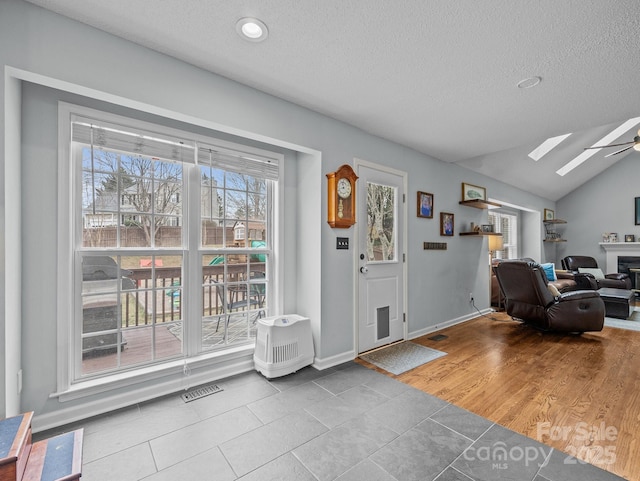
[{"left": 24, "top": 0, "right": 640, "bottom": 200}]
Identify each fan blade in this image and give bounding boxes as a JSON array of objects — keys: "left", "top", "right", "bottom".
[
  {"left": 584, "top": 141, "right": 634, "bottom": 150},
  {"left": 604, "top": 146, "right": 633, "bottom": 158}
]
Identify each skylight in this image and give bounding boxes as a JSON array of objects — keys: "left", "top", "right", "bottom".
[
  {"left": 556, "top": 117, "right": 640, "bottom": 176},
  {"left": 528, "top": 133, "right": 572, "bottom": 161}
]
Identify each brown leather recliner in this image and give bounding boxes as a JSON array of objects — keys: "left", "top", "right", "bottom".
[
  {"left": 494, "top": 260, "right": 604, "bottom": 332},
  {"left": 491, "top": 258, "right": 578, "bottom": 307},
  {"left": 561, "top": 255, "right": 631, "bottom": 290}
]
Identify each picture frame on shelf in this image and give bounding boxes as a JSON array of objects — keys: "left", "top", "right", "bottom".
[
  {"left": 461, "top": 182, "right": 486, "bottom": 202},
  {"left": 544, "top": 208, "right": 554, "bottom": 221},
  {"left": 625, "top": 234, "right": 635, "bottom": 242},
  {"left": 417, "top": 191, "right": 433, "bottom": 218},
  {"left": 440, "top": 212, "right": 454, "bottom": 236},
  {"left": 481, "top": 224, "right": 494, "bottom": 233}
]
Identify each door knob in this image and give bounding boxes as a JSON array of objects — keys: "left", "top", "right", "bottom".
[{"left": 360, "top": 266, "right": 368, "bottom": 274}]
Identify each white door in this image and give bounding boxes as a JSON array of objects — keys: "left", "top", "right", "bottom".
[{"left": 356, "top": 162, "right": 406, "bottom": 353}]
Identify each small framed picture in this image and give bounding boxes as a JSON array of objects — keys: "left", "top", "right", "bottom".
[
  {"left": 544, "top": 208, "right": 555, "bottom": 221},
  {"left": 440, "top": 212, "right": 454, "bottom": 236},
  {"left": 625, "top": 234, "right": 635, "bottom": 242},
  {"left": 461, "top": 183, "right": 486, "bottom": 201},
  {"left": 417, "top": 191, "right": 433, "bottom": 218},
  {"left": 481, "top": 224, "right": 494, "bottom": 233}
]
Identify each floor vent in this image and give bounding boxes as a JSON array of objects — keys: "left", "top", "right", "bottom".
[
  {"left": 181, "top": 383, "right": 223, "bottom": 403},
  {"left": 428, "top": 334, "right": 448, "bottom": 341}
]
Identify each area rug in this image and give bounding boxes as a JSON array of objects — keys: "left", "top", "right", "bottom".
[
  {"left": 360, "top": 341, "right": 447, "bottom": 375},
  {"left": 604, "top": 307, "right": 640, "bottom": 332}
]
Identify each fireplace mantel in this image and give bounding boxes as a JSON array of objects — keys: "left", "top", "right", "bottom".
[{"left": 599, "top": 242, "right": 640, "bottom": 272}]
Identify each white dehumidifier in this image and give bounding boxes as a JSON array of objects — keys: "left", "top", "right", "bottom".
[{"left": 254, "top": 314, "right": 314, "bottom": 378}]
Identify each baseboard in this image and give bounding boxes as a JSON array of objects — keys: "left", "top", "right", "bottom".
[
  {"left": 408, "top": 309, "right": 491, "bottom": 340},
  {"left": 33, "top": 356, "right": 255, "bottom": 433},
  {"left": 312, "top": 350, "right": 356, "bottom": 371}
]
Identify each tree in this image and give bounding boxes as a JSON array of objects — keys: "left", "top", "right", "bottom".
[
  {"left": 366, "top": 183, "right": 395, "bottom": 261},
  {"left": 119, "top": 154, "right": 182, "bottom": 246},
  {"left": 84, "top": 149, "right": 183, "bottom": 246},
  {"left": 223, "top": 173, "right": 266, "bottom": 223}
]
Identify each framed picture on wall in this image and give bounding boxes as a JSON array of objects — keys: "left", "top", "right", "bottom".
[
  {"left": 635, "top": 197, "right": 640, "bottom": 225},
  {"left": 417, "top": 191, "right": 434, "bottom": 218},
  {"left": 461, "top": 183, "right": 486, "bottom": 202},
  {"left": 440, "top": 212, "right": 454, "bottom": 236}
]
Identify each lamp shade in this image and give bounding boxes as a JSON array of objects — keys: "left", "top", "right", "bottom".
[{"left": 488, "top": 234, "right": 504, "bottom": 252}]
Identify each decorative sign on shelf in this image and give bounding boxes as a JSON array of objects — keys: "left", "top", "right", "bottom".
[{"left": 424, "top": 242, "right": 447, "bottom": 250}]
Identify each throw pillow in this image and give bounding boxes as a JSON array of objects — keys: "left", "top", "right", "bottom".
[
  {"left": 541, "top": 263, "right": 557, "bottom": 281},
  {"left": 578, "top": 267, "right": 605, "bottom": 279},
  {"left": 547, "top": 283, "right": 561, "bottom": 297}
]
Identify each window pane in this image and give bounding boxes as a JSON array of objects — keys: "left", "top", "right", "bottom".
[
  {"left": 366, "top": 182, "right": 396, "bottom": 262},
  {"left": 82, "top": 147, "right": 118, "bottom": 173},
  {"left": 201, "top": 254, "right": 265, "bottom": 349},
  {"left": 80, "top": 254, "right": 183, "bottom": 377},
  {"left": 225, "top": 190, "right": 246, "bottom": 221},
  {"left": 201, "top": 220, "right": 225, "bottom": 248}
]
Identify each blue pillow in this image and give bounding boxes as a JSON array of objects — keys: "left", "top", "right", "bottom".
[{"left": 541, "top": 263, "right": 557, "bottom": 282}]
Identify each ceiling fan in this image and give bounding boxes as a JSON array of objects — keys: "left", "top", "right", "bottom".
[{"left": 584, "top": 130, "right": 640, "bottom": 158}]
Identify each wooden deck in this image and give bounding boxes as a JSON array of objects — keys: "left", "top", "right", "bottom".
[
  {"left": 81, "top": 315, "right": 258, "bottom": 375},
  {"left": 357, "top": 313, "right": 640, "bottom": 480}
]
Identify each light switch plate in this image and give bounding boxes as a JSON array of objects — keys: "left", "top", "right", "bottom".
[{"left": 337, "top": 237, "right": 349, "bottom": 249}]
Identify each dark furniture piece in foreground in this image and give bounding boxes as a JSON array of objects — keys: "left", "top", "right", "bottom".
[
  {"left": 561, "top": 255, "right": 632, "bottom": 290},
  {"left": 597, "top": 287, "right": 634, "bottom": 319},
  {"left": 491, "top": 258, "right": 581, "bottom": 308},
  {"left": 494, "top": 260, "right": 605, "bottom": 332}
]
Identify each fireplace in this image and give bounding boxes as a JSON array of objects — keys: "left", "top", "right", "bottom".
[
  {"left": 601, "top": 242, "right": 640, "bottom": 290},
  {"left": 617, "top": 256, "right": 640, "bottom": 289}
]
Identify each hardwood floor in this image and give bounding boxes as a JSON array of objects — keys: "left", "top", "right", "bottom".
[{"left": 357, "top": 313, "right": 640, "bottom": 480}]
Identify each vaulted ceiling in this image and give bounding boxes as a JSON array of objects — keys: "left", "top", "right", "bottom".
[{"left": 25, "top": 0, "right": 640, "bottom": 201}]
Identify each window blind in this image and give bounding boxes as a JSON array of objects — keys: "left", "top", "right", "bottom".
[
  {"left": 71, "top": 115, "right": 280, "bottom": 180},
  {"left": 71, "top": 116, "right": 196, "bottom": 164},
  {"left": 197, "top": 146, "right": 279, "bottom": 181}
]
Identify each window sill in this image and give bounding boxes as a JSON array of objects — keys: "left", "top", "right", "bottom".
[{"left": 51, "top": 343, "right": 255, "bottom": 403}]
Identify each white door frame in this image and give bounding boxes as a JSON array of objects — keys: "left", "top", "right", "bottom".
[{"left": 353, "top": 158, "right": 408, "bottom": 354}]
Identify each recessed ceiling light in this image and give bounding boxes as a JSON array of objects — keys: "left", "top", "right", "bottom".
[
  {"left": 236, "top": 17, "right": 268, "bottom": 42},
  {"left": 517, "top": 76, "right": 542, "bottom": 89}
]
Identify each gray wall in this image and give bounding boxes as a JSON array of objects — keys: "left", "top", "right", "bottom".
[
  {"left": 557, "top": 151, "right": 640, "bottom": 267},
  {"left": 1, "top": 0, "right": 557, "bottom": 425}
]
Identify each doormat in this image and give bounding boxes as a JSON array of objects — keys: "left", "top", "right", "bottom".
[
  {"left": 360, "top": 341, "right": 447, "bottom": 375},
  {"left": 181, "top": 383, "right": 223, "bottom": 403}
]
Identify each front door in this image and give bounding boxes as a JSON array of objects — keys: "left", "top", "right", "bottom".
[{"left": 356, "top": 161, "right": 406, "bottom": 353}]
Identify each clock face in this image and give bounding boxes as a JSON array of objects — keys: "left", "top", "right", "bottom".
[{"left": 337, "top": 178, "right": 352, "bottom": 199}]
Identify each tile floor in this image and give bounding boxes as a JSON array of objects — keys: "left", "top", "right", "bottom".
[{"left": 36, "top": 362, "right": 625, "bottom": 481}]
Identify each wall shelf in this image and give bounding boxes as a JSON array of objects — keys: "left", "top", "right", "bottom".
[
  {"left": 459, "top": 199, "right": 502, "bottom": 209},
  {"left": 543, "top": 218, "right": 567, "bottom": 242},
  {"left": 460, "top": 231, "right": 502, "bottom": 236}
]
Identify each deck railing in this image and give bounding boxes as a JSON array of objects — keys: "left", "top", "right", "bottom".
[{"left": 122, "top": 263, "right": 266, "bottom": 327}]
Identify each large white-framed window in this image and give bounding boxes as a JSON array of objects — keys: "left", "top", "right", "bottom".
[
  {"left": 58, "top": 103, "right": 280, "bottom": 385},
  {"left": 488, "top": 210, "right": 518, "bottom": 259}
]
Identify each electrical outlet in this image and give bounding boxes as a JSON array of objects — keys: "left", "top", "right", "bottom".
[{"left": 469, "top": 292, "right": 474, "bottom": 303}]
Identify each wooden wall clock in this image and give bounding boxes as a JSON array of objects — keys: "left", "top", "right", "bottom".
[{"left": 327, "top": 164, "right": 358, "bottom": 228}]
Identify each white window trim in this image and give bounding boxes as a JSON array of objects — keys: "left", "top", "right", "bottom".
[{"left": 56, "top": 102, "right": 283, "bottom": 398}]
